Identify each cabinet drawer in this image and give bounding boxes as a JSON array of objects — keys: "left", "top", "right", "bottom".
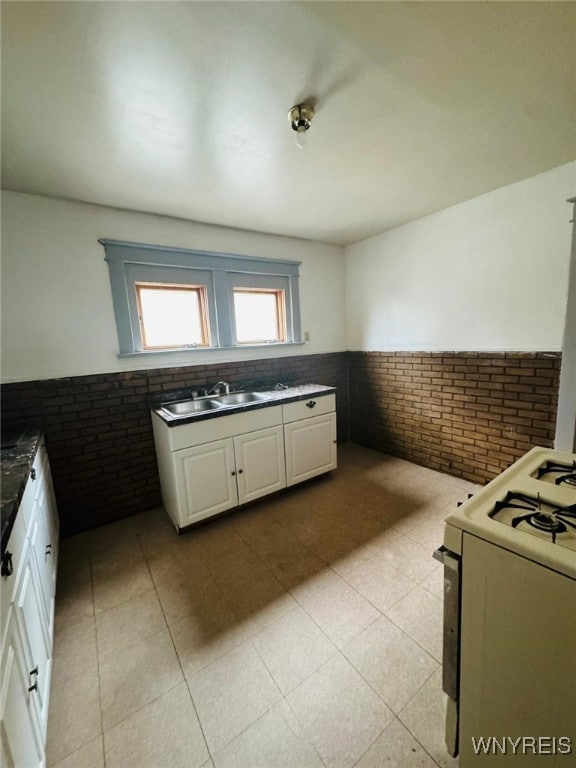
[
  {"left": 159, "top": 405, "right": 283, "bottom": 452},
  {"left": 282, "top": 394, "right": 335, "bottom": 424}
]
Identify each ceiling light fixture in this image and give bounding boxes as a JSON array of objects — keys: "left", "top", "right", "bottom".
[{"left": 289, "top": 103, "right": 315, "bottom": 149}]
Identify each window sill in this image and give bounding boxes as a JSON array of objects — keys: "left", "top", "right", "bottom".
[{"left": 117, "top": 341, "right": 306, "bottom": 358}]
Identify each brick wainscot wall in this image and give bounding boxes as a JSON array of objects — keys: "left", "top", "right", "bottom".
[
  {"left": 2, "top": 353, "right": 349, "bottom": 536},
  {"left": 349, "top": 351, "right": 561, "bottom": 485},
  {"left": 2, "top": 350, "right": 562, "bottom": 534}
]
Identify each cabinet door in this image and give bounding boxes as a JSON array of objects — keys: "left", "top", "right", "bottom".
[
  {"left": 284, "top": 413, "right": 337, "bottom": 487},
  {"left": 39, "top": 450, "right": 59, "bottom": 572},
  {"left": 234, "top": 426, "right": 286, "bottom": 505},
  {"left": 0, "top": 613, "right": 43, "bottom": 768},
  {"left": 29, "top": 498, "right": 56, "bottom": 635},
  {"left": 174, "top": 439, "right": 238, "bottom": 526},
  {"left": 14, "top": 542, "right": 52, "bottom": 741}
]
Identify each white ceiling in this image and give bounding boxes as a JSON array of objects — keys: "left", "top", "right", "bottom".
[{"left": 2, "top": 1, "right": 575, "bottom": 245}]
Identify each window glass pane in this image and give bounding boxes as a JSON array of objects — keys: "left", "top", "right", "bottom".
[
  {"left": 234, "top": 290, "right": 285, "bottom": 344},
  {"left": 137, "top": 284, "right": 207, "bottom": 348}
]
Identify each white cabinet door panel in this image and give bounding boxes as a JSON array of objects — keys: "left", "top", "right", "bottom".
[
  {"left": 14, "top": 542, "right": 52, "bottom": 741},
  {"left": 284, "top": 413, "right": 337, "bottom": 487},
  {"left": 30, "top": 496, "right": 56, "bottom": 634},
  {"left": 175, "top": 439, "right": 238, "bottom": 525},
  {"left": 0, "top": 613, "right": 43, "bottom": 768},
  {"left": 234, "top": 426, "right": 286, "bottom": 505}
]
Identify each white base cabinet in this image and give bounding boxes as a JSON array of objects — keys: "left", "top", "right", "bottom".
[
  {"left": 152, "top": 393, "right": 337, "bottom": 530},
  {"left": 1, "top": 441, "right": 58, "bottom": 768},
  {"left": 284, "top": 413, "right": 337, "bottom": 486}
]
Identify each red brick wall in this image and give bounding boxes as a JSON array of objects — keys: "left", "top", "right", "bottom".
[
  {"left": 2, "top": 353, "right": 348, "bottom": 535},
  {"left": 348, "top": 351, "right": 561, "bottom": 484}
]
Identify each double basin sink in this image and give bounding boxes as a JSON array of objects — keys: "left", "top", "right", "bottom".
[{"left": 160, "top": 392, "right": 270, "bottom": 418}]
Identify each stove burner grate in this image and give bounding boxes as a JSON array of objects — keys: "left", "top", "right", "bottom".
[
  {"left": 536, "top": 460, "right": 576, "bottom": 487},
  {"left": 492, "top": 492, "right": 576, "bottom": 544}
]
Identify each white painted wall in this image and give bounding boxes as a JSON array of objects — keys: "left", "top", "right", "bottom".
[
  {"left": 345, "top": 162, "right": 576, "bottom": 352},
  {"left": 1, "top": 192, "right": 346, "bottom": 382},
  {"left": 555, "top": 199, "right": 576, "bottom": 451}
]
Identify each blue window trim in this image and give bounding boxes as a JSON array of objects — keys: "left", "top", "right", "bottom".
[{"left": 99, "top": 239, "right": 302, "bottom": 356}]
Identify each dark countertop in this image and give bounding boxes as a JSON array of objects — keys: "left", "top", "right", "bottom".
[
  {"left": 1, "top": 424, "right": 43, "bottom": 556},
  {"left": 152, "top": 384, "right": 337, "bottom": 427}
]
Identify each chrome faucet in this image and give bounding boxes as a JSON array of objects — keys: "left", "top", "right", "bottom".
[{"left": 205, "top": 381, "right": 230, "bottom": 396}]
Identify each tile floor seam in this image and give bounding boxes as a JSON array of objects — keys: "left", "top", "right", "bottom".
[
  {"left": 278, "top": 695, "right": 332, "bottom": 768},
  {"left": 90, "top": 547, "right": 109, "bottom": 768},
  {"left": 167, "top": 618, "right": 247, "bottom": 678},
  {"left": 249, "top": 611, "right": 339, "bottom": 698},
  {"left": 394, "top": 709, "right": 444, "bottom": 768},
  {"left": 252, "top": 596, "right": 336, "bottom": 653},
  {"left": 287, "top": 574, "right": 384, "bottom": 651},
  {"left": 47, "top": 555, "right": 103, "bottom": 768},
  {"left": 383, "top": 594, "right": 443, "bottom": 664},
  {"left": 101, "top": 679, "right": 184, "bottom": 739},
  {"left": 90, "top": 542, "right": 106, "bottom": 768},
  {"left": 284, "top": 650, "right": 393, "bottom": 768},
  {"left": 348, "top": 715, "right": 403, "bottom": 768},
  {"left": 208, "top": 693, "right": 329, "bottom": 768},
  {"left": 232, "top": 530, "right": 301, "bottom": 597},
  {"left": 188, "top": 637, "right": 284, "bottom": 761},
  {"left": 138, "top": 556, "right": 213, "bottom": 767},
  {"left": 94, "top": 584, "right": 158, "bottom": 617},
  {"left": 96, "top": 600, "right": 169, "bottom": 666},
  {"left": 333, "top": 560, "right": 420, "bottom": 619},
  {"left": 395, "top": 663, "right": 440, "bottom": 715},
  {"left": 181, "top": 674, "right": 214, "bottom": 765},
  {"left": 338, "top": 638, "right": 409, "bottom": 716}
]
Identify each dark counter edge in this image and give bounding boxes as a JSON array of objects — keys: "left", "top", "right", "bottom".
[
  {"left": 152, "top": 385, "right": 337, "bottom": 427},
  {"left": 1, "top": 427, "right": 43, "bottom": 557}
]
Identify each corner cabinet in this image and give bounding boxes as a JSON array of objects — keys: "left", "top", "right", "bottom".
[
  {"left": 152, "top": 393, "right": 336, "bottom": 530},
  {"left": 1, "top": 441, "right": 59, "bottom": 768}
]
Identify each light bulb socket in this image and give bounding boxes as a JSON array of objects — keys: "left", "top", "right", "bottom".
[{"left": 289, "top": 104, "right": 315, "bottom": 134}]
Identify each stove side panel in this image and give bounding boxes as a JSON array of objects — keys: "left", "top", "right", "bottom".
[{"left": 458, "top": 532, "right": 576, "bottom": 766}]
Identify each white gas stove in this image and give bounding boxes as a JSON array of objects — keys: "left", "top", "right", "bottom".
[
  {"left": 438, "top": 447, "right": 576, "bottom": 766},
  {"left": 443, "top": 446, "right": 576, "bottom": 578}
]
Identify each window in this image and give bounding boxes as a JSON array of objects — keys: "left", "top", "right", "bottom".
[
  {"left": 135, "top": 283, "right": 210, "bottom": 349},
  {"left": 233, "top": 288, "right": 286, "bottom": 344},
  {"left": 100, "top": 239, "right": 302, "bottom": 356}
]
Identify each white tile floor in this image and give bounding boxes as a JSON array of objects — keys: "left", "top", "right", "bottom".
[{"left": 48, "top": 444, "right": 477, "bottom": 768}]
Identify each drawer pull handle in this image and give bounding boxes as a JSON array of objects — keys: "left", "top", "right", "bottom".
[
  {"left": 28, "top": 682, "right": 38, "bottom": 693},
  {"left": 231, "top": 471, "right": 236, "bottom": 476},
  {"left": 1, "top": 551, "right": 13, "bottom": 578},
  {"left": 238, "top": 469, "right": 243, "bottom": 474},
  {"left": 306, "top": 400, "right": 317, "bottom": 409},
  {"left": 31, "top": 468, "right": 37, "bottom": 481},
  {"left": 29, "top": 666, "right": 39, "bottom": 677},
  {"left": 45, "top": 544, "right": 52, "bottom": 556}
]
